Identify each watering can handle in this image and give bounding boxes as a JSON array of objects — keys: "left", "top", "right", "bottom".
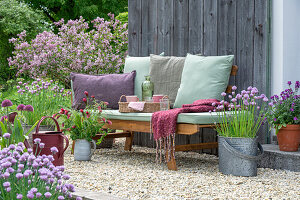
[
  {"left": 89, "top": 140, "right": 96, "bottom": 158},
  {"left": 35, "top": 116, "right": 61, "bottom": 134},
  {"left": 222, "top": 139, "right": 264, "bottom": 161},
  {"left": 58, "top": 134, "right": 69, "bottom": 159}
]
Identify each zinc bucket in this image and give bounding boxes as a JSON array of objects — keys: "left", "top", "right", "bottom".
[
  {"left": 31, "top": 116, "right": 69, "bottom": 166},
  {"left": 218, "top": 136, "right": 263, "bottom": 177}
]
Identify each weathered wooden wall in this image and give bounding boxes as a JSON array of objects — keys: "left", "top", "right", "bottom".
[{"left": 128, "top": 0, "right": 271, "bottom": 151}]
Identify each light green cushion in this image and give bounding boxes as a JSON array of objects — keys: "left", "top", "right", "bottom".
[
  {"left": 174, "top": 54, "right": 234, "bottom": 108},
  {"left": 124, "top": 53, "right": 164, "bottom": 100},
  {"left": 102, "top": 110, "right": 221, "bottom": 124}
]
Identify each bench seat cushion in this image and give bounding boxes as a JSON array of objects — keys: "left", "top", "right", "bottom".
[{"left": 103, "top": 110, "right": 221, "bottom": 125}]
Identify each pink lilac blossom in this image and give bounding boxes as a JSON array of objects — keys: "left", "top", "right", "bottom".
[{"left": 9, "top": 14, "right": 128, "bottom": 86}]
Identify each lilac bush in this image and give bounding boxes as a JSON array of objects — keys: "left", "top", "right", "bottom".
[
  {"left": 213, "top": 86, "right": 268, "bottom": 138},
  {"left": 0, "top": 142, "right": 76, "bottom": 199},
  {"left": 8, "top": 14, "right": 128, "bottom": 87},
  {"left": 266, "top": 81, "right": 300, "bottom": 132}
]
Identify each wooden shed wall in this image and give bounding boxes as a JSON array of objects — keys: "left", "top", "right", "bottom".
[{"left": 128, "top": 0, "right": 271, "bottom": 151}]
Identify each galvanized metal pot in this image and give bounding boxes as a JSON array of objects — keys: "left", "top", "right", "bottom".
[
  {"left": 74, "top": 139, "right": 96, "bottom": 161},
  {"left": 218, "top": 136, "right": 263, "bottom": 177}
]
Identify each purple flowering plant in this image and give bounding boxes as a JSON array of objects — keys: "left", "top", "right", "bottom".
[
  {"left": 15, "top": 79, "right": 71, "bottom": 125},
  {"left": 0, "top": 142, "right": 76, "bottom": 199},
  {"left": 213, "top": 86, "right": 268, "bottom": 138},
  {"left": 8, "top": 14, "right": 128, "bottom": 87},
  {"left": 265, "top": 81, "right": 300, "bottom": 133}
]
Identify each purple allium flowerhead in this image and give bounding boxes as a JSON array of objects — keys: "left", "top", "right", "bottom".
[
  {"left": 34, "top": 138, "right": 41, "bottom": 144},
  {"left": 58, "top": 196, "right": 65, "bottom": 200},
  {"left": 268, "top": 102, "right": 274, "bottom": 107},
  {"left": 16, "top": 194, "right": 23, "bottom": 199},
  {"left": 24, "top": 105, "right": 34, "bottom": 112},
  {"left": 44, "top": 192, "right": 52, "bottom": 198},
  {"left": 3, "top": 133, "right": 10, "bottom": 139},
  {"left": 39, "top": 143, "right": 45, "bottom": 148},
  {"left": 294, "top": 117, "right": 298, "bottom": 121},
  {"left": 76, "top": 197, "right": 83, "bottom": 200},
  {"left": 50, "top": 147, "right": 58, "bottom": 154},
  {"left": 232, "top": 85, "right": 237, "bottom": 91},
  {"left": 28, "top": 148, "right": 33, "bottom": 154},
  {"left": 31, "top": 188, "right": 38, "bottom": 193},
  {"left": 63, "top": 174, "right": 71, "bottom": 180},
  {"left": 27, "top": 192, "right": 34, "bottom": 199},
  {"left": 17, "top": 104, "right": 25, "bottom": 111},
  {"left": 263, "top": 97, "right": 268, "bottom": 102},
  {"left": 9, "top": 144, "right": 15, "bottom": 151},
  {"left": 287, "top": 81, "right": 292, "bottom": 85},
  {"left": 16, "top": 173, "right": 23, "bottom": 180},
  {"left": 243, "top": 94, "right": 249, "bottom": 99},
  {"left": 36, "top": 193, "right": 42, "bottom": 198},
  {"left": 6, "top": 187, "right": 11, "bottom": 192},
  {"left": 3, "top": 172, "right": 10, "bottom": 178},
  {"left": 221, "top": 92, "right": 226, "bottom": 97},
  {"left": 1, "top": 99, "right": 13, "bottom": 107},
  {"left": 3, "top": 181, "right": 10, "bottom": 187}
]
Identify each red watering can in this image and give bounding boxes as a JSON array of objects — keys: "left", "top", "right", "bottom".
[{"left": 24, "top": 116, "right": 69, "bottom": 166}]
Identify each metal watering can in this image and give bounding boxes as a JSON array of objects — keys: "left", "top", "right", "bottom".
[{"left": 24, "top": 116, "right": 69, "bottom": 166}]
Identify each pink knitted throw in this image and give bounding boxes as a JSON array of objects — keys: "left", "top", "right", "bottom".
[{"left": 151, "top": 99, "right": 220, "bottom": 162}]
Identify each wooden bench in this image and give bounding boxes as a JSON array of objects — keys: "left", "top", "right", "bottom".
[{"left": 96, "top": 65, "right": 239, "bottom": 171}]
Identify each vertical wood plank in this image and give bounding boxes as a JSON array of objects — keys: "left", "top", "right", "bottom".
[
  {"left": 188, "top": 0, "right": 203, "bottom": 55},
  {"left": 254, "top": 0, "right": 270, "bottom": 144},
  {"left": 203, "top": 0, "right": 218, "bottom": 56},
  {"left": 236, "top": 0, "right": 255, "bottom": 90},
  {"left": 173, "top": 0, "right": 189, "bottom": 56},
  {"left": 128, "top": 0, "right": 142, "bottom": 56},
  {"left": 157, "top": 0, "right": 174, "bottom": 55}
]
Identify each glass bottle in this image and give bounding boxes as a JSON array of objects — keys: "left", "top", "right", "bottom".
[{"left": 142, "top": 75, "right": 154, "bottom": 101}]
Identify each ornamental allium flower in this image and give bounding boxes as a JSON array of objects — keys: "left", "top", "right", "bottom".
[
  {"left": 263, "top": 97, "right": 268, "bottom": 102},
  {"left": 24, "top": 105, "right": 34, "bottom": 112},
  {"left": 221, "top": 92, "right": 226, "bottom": 97},
  {"left": 30, "top": 188, "right": 38, "bottom": 193},
  {"left": 1, "top": 99, "right": 13, "bottom": 107},
  {"left": 232, "top": 85, "right": 237, "bottom": 91},
  {"left": 34, "top": 138, "right": 41, "bottom": 144},
  {"left": 63, "top": 174, "right": 70, "bottom": 180},
  {"left": 3, "top": 181, "right": 10, "bottom": 187},
  {"left": 58, "top": 196, "right": 65, "bottom": 200},
  {"left": 44, "top": 192, "right": 52, "bottom": 198},
  {"left": 3, "top": 133, "right": 11, "bottom": 139},
  {"left": 76, "top": 197, "right": 83, "bottom": 200},
  {"left": 16, "top": 194, "right": 23, "bottom": 199},
  {"left": 36, "top": 193, "right": 42, "bottom": 198},
  {"left": 27, "top": 192, "right": 34, "bottom": 199},
  {"left": 39, "top": 143, "right": 45, "bottom": 148},
  {"left": 6, "top": 187, "right": 11, "bottom": 192},
  {"left": 50, "top": 147, "right": 59, "bottom": 154},
  {"left": 17, "top": 104, "right": 25, "bottom": 111}
]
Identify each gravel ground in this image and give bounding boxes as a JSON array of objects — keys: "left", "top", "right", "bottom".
[{"left": 65, "top": 138, "right": 300, "bottom": 200}]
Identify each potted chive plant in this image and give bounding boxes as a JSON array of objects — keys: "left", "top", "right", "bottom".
[
  {"left": 213, "top": 86, "right": 266, "bottom": 177},
  {"left": 266, "top": 81, "right": 300, "bottom": 151}
]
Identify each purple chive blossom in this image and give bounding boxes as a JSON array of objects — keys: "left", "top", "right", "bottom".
[
  {"left": 16, "top": 173, "right": 23, "bottom": 179},
  {"left": 17, "top": 104, "right": 25, "bottom": 111},
  {"left": 24, "top": 105, "right": 34, "bottom": 112},
  {"left": 1, "top": 99, "right": 13, "bottom": 107},
  {"left": 294, "top": 117, "right": 298, "bottom": 121},
  {"left": 232, "top": 85, "right": 237, "bottom": 91},
  {"left": 50, "top": 147, "right": 58, "bottom": 154},
  {"left": 287, "top": 81, "right": 292, "bottom": 85},
  {"left": 58, "top": 196, "right": 65, "bottom": 200},
  {"left": 3, "top": 133, "right": 11, "bottom": 139},
  {"left": 30, "top": 188, "right": 38, "bottom": 193},
  {"left": 39, "top": 143, "right": 45, "bottom": 148},
  {"left": 3, "top": 182, "right": 10, "bottom": 187},
  {"left": 34, "top": 138, "right": 41, "bottom": 144},
  {"left": 44, "top": 192, "right": 52, "bottom": 198},
  {"left": 76, "top": 197, "right": 83, "bottom": 200},
  {"left": 36, "top": 193, "right": 42, "bottom": 198},
  {"left": 221, "top": 92, "right": 226, "bottom": 97},
  {"left": 27, "top": 192, "right": 34, "bottom": 199},
  {"left": 263, "top": 97, "right": 268, "bottom": 102},
  {"left": 16, "top": 194, "right": 23, "bottom": 199},
  {"left": 6, "top": 187, "right": 11, "bottom": 192}
]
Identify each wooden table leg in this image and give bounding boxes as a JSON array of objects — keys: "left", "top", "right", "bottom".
[
  {"left": 124, "top": 131, "right": 134, "bottom": 151},
  {"left": 166, "top": 147, "right": 177, "bottom": 171},
  {"left": 71, "top": 141, "right": 75, "bottom": 154}
]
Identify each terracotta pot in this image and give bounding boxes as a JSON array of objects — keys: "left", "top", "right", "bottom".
[{"left": 277, "top": 124, "right": 300, "bottom": 151}]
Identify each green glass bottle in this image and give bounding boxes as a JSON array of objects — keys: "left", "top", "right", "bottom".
[{"left": 142, "top": 75, "right": 154, "bottom": 101}]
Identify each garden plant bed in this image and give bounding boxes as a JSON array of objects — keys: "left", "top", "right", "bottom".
[{"left": 65, "top": 139, "right": 300, "bottom": 200}]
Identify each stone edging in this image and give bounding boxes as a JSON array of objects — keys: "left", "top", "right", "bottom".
[{"left": 72, "top": 188, "right": 129, "bottom": 200}]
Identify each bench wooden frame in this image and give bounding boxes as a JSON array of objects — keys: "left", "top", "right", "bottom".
[{"left": 71, "top": 65, "right": 238, "bottom": 171}]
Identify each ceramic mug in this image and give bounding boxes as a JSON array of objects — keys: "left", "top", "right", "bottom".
[
  {"left": 152, "top": 95, "right": 164, "bottom": 103},
  {"left": 126, "top": 95, "right": 139, "bottom": 102}
]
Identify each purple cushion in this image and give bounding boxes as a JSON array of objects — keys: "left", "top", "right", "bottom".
[{"left": 71, "top": 71, "right": 136, "bottom": 109}]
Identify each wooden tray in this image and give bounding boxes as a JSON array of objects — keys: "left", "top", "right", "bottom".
[{"left": 118, "top": 95, "right": 169, "bottom": 113}]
